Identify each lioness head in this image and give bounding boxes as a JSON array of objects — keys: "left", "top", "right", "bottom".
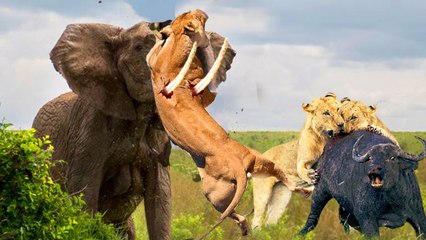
[
  {"left": 302, "top": 92, "right": 345, "bottom": 138},
  {"left": 158, "top": 9, "right": 209, "bottom": 48},
  {"left": 339, "top": 97, "right": 377, "bottom": 133}
]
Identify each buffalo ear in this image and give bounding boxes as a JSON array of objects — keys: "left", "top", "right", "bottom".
[
  {"left": 50, "top": 23, "right": 136, "bottom": 120},
  {"left": 399, "top": 158, "right": 419, "bottom": 170},
  {"left": 200, "top": 32, "right": 236, "bottom": 92},
  {"left": 302, "top": 103, "right": 315, "bottom": 113}
]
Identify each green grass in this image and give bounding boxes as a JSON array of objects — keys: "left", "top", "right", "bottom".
[{"left": 133, "top": 131, "right": 426, "bottom": 240}]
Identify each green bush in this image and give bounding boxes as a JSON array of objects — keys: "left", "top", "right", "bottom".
[
  {"left": 171, "top": 213, "right": 224, "bottom": 240},
  {"left": 0, "top": 123, "right": 121, "bottom": 240},
  {"left": 251, "top": 213, "right": 316, "bottom": 240}
]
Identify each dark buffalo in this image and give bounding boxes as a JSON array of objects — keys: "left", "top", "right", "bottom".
[{"left": 300, "top": 129, "right": 426, "bottom": 238}]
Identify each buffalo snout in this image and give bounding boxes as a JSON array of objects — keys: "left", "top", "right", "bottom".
[{"left": 368, "top": 164, "right": 384, "bottom": 188}]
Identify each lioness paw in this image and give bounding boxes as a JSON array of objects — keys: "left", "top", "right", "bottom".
[
  {"left": 296, "top": 180, "right": 313, "bottom": 188},
  {"left": 308, "top": 169, "right": 320, "bottom": 184}
]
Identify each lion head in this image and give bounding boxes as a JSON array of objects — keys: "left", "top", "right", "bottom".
[
  {"left": 339, "top": 97, "right": 377, "bottom": 133},
  {"left": 302, "top": 92, "right": 345, "bottom": 138},
  {"left": 158, "top": 9, "right": 209, "bottom": 48}
]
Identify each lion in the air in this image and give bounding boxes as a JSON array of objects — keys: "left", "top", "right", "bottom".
[{"left": 252, "top": 92, "right": 345, "bottom": 229}]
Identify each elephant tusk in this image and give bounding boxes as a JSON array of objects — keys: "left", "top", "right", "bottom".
[
  {"left": 192, "top": 38, "right": 229, "bottom": 95},
  {"left": 161, "top": 41, "right": 198, "bottom": 96}
]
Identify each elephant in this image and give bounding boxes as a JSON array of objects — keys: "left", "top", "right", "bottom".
[{"left": 32, "top": 20, "right": 173, "bottom": 240}]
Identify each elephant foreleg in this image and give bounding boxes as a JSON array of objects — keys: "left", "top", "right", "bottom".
[
  {"left": 143, "top": 161, "right": 171, "bottom": 240},
  {"left": 66, "top": 160, "right": 104, "bottom": 212},
  {"left": 126, "top": 217, "right": 136, "bottom": 240}
]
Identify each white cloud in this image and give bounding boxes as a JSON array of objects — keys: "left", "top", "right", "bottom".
[
  {"left": 1, "top": 1, "right": 426, "bottom": 132},
  {"left": 176, "top": 1, "right": 272, "bottom": 36},
  {"left": 208, "top": 43, "right": 426, "bottom": 131},
  {"left": 0, "top": 3, "right": 146, "bottom": 129}
]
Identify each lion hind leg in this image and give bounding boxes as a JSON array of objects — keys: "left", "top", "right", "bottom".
[
  {"left": 247, "top": 149, "right": 311, "bottom": 197},
  {"left": 265, "top": 182, "right": 292, "bottom": 225},
  {"left": 252, "top": 176, "right": 276, "bottom": 229}
]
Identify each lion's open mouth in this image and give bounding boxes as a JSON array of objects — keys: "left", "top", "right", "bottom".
[
  {"left": 326, "top": 130, "right": 334, "bottom": 137},
  {"left": 368, "top": 173, "right": 384, "bottom": 188}
]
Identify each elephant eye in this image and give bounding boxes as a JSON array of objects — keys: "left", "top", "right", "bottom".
[{"left": 134, "top": 44, "right": 143, "bottom": 51}]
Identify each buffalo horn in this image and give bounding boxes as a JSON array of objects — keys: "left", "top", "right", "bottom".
[
  {"left": 398, "top": 136, "right": 426, "bottom": 161},
  {"left": 352, "top": 135, "right": 371, "bottom": 162}
]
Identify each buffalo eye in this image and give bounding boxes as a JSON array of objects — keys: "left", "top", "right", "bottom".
[{"left": 390, "top": 156, "right": 395, "bottom": 160}]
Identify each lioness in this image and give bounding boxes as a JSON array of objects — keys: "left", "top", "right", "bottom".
[
  {"left": 147, "top": 9, "right": 310, "bottom": 237},
  {"left": 297, "top": 92, "right": 345, "bottom": 183},
  {"left": 252, "top": 93, "right": 344, "bottom": 229},
  {"left": 339, "top": 97, "right": 398, "bottom": 144}
]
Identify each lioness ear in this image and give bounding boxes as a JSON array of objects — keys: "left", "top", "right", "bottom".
[
  {"left": 157, "top": 25, "right": 172, "bottom": 40},
  {"left": 341, "top": 97, "right": 351, "bottom": 103},
  {"left": 184, "top": 22, "right": 195, "bottom": 32},
  {"left": 369, "top": 105, "right": 377, "bottom": 114},
  {"left": 302, "top": 103, "right": 315, "bottom": 113},
  {"left": 325, "top": 92, "right": 337, "bottom": 99}
]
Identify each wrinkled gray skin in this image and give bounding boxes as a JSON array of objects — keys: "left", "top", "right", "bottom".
[{"left": 32, "top": 21, "right": 173, "bottom": 240}]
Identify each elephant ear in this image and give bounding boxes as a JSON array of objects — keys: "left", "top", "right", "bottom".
[
  {"left": 50, "top": 23, "right": 137, "bottom": 120},
  {"left": 197, "top": 32, "right": 236, "bottom": 93}
]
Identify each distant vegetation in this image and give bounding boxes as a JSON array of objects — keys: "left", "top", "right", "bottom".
[
  {"left": 134, "top": 131, "right": 426, "bottom": 240},
  {"left": 2, "top": 123, "right": 424, "bottom": 239},
  {"left": 0, "top": 123, "right": 122, "bottom": 240}
]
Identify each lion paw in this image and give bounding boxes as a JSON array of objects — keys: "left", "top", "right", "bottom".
[
  {"left": 238, "top": 218, "right": 250, "bottom": 236},
  {"left": 308, "top": 169, "right": 320, "bottom": 185},
  {"left": 296, "top": 180, "right": 312, "bottom": 188},
  {"left": 294, "top": 186, "right": 313, "bottom": 198}
]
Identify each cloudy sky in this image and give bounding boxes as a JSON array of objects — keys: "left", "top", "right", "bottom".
[{"left": 1, "top": 0, "right": 425, "bottom": 131}]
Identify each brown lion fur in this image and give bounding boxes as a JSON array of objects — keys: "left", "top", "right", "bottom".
[
  {"left": 339, "top": 97, "right": 398, "bottom": 145},
  {"left": 147, "top": 9, "right": 310, "bottom": 236}
]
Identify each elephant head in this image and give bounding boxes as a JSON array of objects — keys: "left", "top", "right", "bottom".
[{"left": 50, "top": 21, "right": 171, "bottom": 120}]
